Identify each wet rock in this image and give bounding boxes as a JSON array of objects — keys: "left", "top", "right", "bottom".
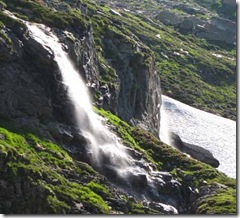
[
  {"left": 188, "top": 186, "right": 200, "bottom": 202},
  {"left": 48, "top": 122, "right": 73, "bottom": 142},
  {"left": 145, "top": 201, "right": 178, "bottom": 214},
  {"left": 151, "top": 171, "right": 173, "bottom": 182},
  {"left": 129, "top": 173, "right": 148, "bottom": 190},
  {"left": 60, "top": 29, "right": 100, "bottom": 88},
  {"left": 124, "top": 147, "right": 143, "bottom": 160},
  {"left": 71, "top": 202, "right": 89, "bottom": 214},
  {"left": 25, "top": 33, "right": 55, "bottom": 66},
  {"left": 71, "top": 132, "right": 89, "bottom": 145},
  {"left": 147, "top": 171, "right": 184, "bottom": 210}
]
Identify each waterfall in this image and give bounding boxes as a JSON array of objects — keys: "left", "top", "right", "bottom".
[
  {"left": 26, "top": 23, "right": 138, "bottom": 175},
  {"left": 25, "top": 23, "right": 180, "bottom": 213},
  {"left": 3, "top": 10, "right": 181, "bottom": 212}
]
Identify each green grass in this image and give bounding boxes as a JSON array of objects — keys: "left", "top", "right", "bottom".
[
  {"left": 2, "top": 0, "right": 89, "bottom": 30},
  {"left": 196, "top": 187, "right": 236, "bottom": 214},
  {"left": 0, "top": 0, "right": 236, "bottom": 214},
  {"left": 95, "top": 108, "right": 236, "bottom": 188},
  {"left": 86, "top": 181, "right": 112, "bottom": 199},
  {"left": 87, "top": 1, "right": 236, "bottom": 119},
  {"left": 2, "top": 0, "right": 235, "bottom": 119},
  {"left": 0, "top": 106, "right": 236, "bottom": 214},
  {"left": 0, "top": 127, "right": 110, "bottom": 214}
]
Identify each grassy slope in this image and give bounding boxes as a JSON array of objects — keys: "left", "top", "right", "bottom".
[
  {"left": 0, "top": 108, "right": 236, "bottom": 214},
  {"left": 90, "top": 0, "right": 236, "bottom": 120},
  {"left": 0, "top": 0, "right": 236, "bottom": 214},
  {"left": 96, "top": 108, "right": 236, "bottom": 214},
  {"left": 1, "top": 0, "right": 236, "bottom": 120},
  {"left": 0, "top": 126, "right": 111, "bottom": 214}
]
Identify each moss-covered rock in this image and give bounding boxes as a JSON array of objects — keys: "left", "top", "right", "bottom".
[
  {"left": 95, "top": 108, "right": 236, "bottom": 214},
  {"left": 0, "top": 0, "right": 236, "bottom": 215},
  {"left": 0, "top": 127, "right": 111, "bottom": 214}
]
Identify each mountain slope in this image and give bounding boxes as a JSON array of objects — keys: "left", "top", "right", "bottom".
[
  {"left": 0, "top": 0, "right": 236, "bottom": 215},
  {"left": 93, "top": 0, "right": 236, "bottom": 120}
]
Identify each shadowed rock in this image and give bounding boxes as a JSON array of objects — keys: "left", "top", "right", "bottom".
[{"left": 169, "top": 132, "right": 220, "bottom": 168}]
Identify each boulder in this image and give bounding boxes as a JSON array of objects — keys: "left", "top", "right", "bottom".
[
  {"left": 144, "top": 201, "right": 178, "bottom": 214},
  {"left": 194, "top": 17, "right": 236, "bottom": 45},
  {"left": 179, "top": 19, "right": 194, "bottom": 31},
  {"left": 155, "top": 10, "right": 184, "bottom": 26},
  {"left": 168, "top": 132, "right": 220, "bottom": 168},
  {"left": 128, "top": 173, "right": 148, "bottom": 190}
]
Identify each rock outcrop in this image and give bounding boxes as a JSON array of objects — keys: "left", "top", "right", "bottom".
[
  {"left": 155, "top": 10, "right": 184, "bottom": 26},
  {"left": 194, "top": 17, "right": 236, "bottom": 45},
  {"left": 0, "top": 8, "right": 161, "bottom": 136},
  {"left": 168, "top": 132, "right": 220, "bottom": 168},
  {"left": 0, "top": 0, "right": 236, "bottom": 215},
  {"left": 0, "top": 9, "right": 161, "bottom": 135},
  {"left": 93, "top": 18, "right": 162, "bottom": 135},
  {"left": 154, "top": 4, "right": 236, "bottom": 45}
]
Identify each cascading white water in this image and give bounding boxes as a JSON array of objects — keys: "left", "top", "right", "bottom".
[
  {"left": 160, "top": 95, "right": 236, "bottom": 178},
  {"left": 25, "top": 24, "right": 181, "bottom": 214},
  {"left": 26, "top": 23, "right": 137, "bottom": 175}
]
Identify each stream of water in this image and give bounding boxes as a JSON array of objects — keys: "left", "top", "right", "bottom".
[
  {"left": 25, "top": 22, "right": 181, "bottom": 213},
  {"left": 26, "top": 23, "right": 143, "bottom": 176},
  {"left": 160, "top": 95, "right": 236, "bottom": 178},
  {"left": 4, "top": 10, "right": 236, "bottom": 214}
]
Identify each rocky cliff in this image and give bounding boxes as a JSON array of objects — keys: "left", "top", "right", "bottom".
[
  {"left": 0, "top": 0, "right": 236, "bottom": 215},
  {"left": 96, "top": 0, "right": 236, "bottom": 120},
  {"left": 0, "top": 0, "right": 161, "bottom": 136}
]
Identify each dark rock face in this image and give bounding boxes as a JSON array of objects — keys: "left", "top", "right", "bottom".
[
  {"left": 195, "top": 17, "right": 236, "bottom": 45},
  {"left": 101, "top": 35, "right": 161, "bottom": 135},
  {"left": 143, "top": 201, "right": 178, "bottom": 214},
  {"left": 168, "top": 132, "right": 220, "bottom": 168},
  {"left": 0, "top": 176, "right": 54, "bottom": 214},
  {"left": 0, "top": 49, "right": 55, "bottom": 123},
  {"left": 155, "top": 7, "right": 236, "bottom": 45},
  {"left": 58, "top": 28, "right": 100, "bottom": 87},
  {"left": 0, "top": 14, "right": 161, "bottom": 137},
  {"left": 0, "top": 19, "right": 98, "bottom": 129},
  {"left": 222, "top": 0, "right": 236, "bottom": 8}
]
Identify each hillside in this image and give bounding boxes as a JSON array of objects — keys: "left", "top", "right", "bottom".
[
  {"left": 0, "top": 0, "right": 236, "bottom": 215},
  {"left": 95, "top": 0, "right": 236, "bottom": 120}
]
